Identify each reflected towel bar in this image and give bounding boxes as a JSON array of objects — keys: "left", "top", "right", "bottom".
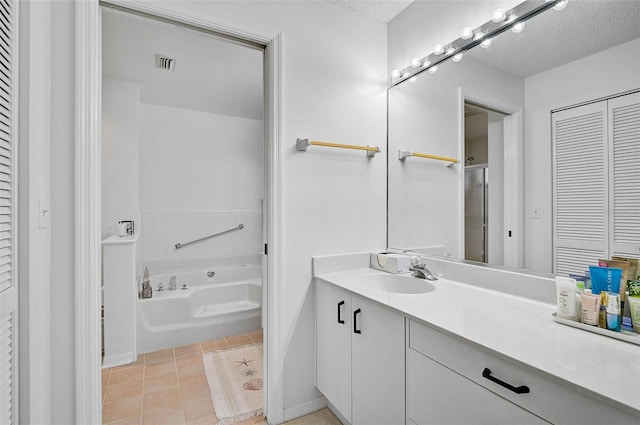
[
  {"left": 297, "top": 138, "right": 380, "bottom": 157},
  {"left": 398, "top": 149, "right": 459, "bottom": 165},
  {"left": 175, "top": 224, "right": 244, "bottom": 250}
]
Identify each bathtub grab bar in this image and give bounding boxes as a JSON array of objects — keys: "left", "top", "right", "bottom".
[{"left": 174, "top": 224, "right": 244, "bottom": 250}]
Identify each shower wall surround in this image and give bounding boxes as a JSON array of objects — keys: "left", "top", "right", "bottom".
[{"left": 102, "top": 81, "right": 264, "bottom": 266}]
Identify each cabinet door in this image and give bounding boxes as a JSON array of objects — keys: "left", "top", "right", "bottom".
[
  {"left": 316, "top": 281, "right": 351, "bottom": 422},
  {"left": 352, "top": 294, "right": 405, "bottom": 425},
  {"left": 407, "top": 349, "right": 548, "bottom": 425}
]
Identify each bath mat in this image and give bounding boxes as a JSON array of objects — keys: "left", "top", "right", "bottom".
[{"left": 203, "top": 343, "right": 263, "bottom": 425}]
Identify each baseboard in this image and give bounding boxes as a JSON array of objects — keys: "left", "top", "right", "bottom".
[
  {"left": 282, "top": 395, "right": 327, "bottom": 422},
  {"left": 101, "top": 352, "right": 136, "bottom": 369}
]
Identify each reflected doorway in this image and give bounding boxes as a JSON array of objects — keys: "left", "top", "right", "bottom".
[{"left": 464, "top": 103, "right": 506, "bottom": 264}]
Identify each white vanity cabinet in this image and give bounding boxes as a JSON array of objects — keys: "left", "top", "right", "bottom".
[
  {"left": 408, "top": 320, "right": 639, "bottom": 425},
  {"left": 315, "top": 279, "right": 405, "bottom": 425}
]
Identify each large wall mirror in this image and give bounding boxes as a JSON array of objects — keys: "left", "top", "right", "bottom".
[{"left": 388, "top": 0, "right": 640, "bottom": 275}]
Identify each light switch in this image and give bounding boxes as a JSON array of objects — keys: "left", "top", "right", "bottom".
[
  {"left": 38, "top": 198, "right": 49, "bottom": 229},
  {"left": 530, "top": 206, "right": 541, "bottom": 219}
]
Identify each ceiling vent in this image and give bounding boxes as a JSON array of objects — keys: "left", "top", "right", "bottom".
[{"left": 155, "top": 55, "right": 176, "bottom": 71}]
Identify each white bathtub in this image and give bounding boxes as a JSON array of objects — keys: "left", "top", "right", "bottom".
[{"left": 136, "top": 263, "right": 262, "bottom": 354}]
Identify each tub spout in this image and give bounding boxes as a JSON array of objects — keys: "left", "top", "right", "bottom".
[{"left": 168, "top": 276, "right": 177, "bottom": 291}]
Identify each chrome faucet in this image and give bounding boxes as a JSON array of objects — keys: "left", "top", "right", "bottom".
[
  {"left": 168, "top": 276, "right": 177, "bottom": 291},
  {"left": 410, "top": 256, "right": 438, "bottom": 281}
]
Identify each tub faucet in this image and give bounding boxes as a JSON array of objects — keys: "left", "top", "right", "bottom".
[
  {"left": 181, "top": 282, "right": 188, "bottom": 290},
  {"left": 168, "top": 276, "right": 177, "bottom": 291},
  {"left": 157, "top": 282, "right": 164, "bottom": 291}
]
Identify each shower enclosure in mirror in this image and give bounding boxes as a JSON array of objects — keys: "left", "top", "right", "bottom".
[{"left": 387, "top": 0, "right": 640, "bottom": 275}]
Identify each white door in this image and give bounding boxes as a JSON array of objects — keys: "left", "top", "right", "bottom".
[
  {"left": 0, "top": 0, "right": 18, "bottom": 423},
  {"left": 608, "top": 92, "right": 640, "bottom": 259},
  {"left": 552, "top": 101, "right": 608, "bottom": 276}
]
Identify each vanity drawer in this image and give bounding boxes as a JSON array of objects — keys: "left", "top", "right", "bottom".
[{"left": 408, "top": 320, "right": 639, "bottom": 425}]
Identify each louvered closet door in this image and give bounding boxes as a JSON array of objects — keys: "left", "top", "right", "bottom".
[
  {"left": 609, "top": 92, "right": 640, "bottom": 260},
  {"left": 0, "top": 0, "right": 17, "bottom": 424},
  {"left": 552, "top": 101, "right": 608, "bottom": 276}
]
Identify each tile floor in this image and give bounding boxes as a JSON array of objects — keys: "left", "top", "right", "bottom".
[
  {"left": 102, "top": 331, "right": 264, "bottom": 425},
  {"left": 102, "top": 330, "right": 341, "bottom": 425}
]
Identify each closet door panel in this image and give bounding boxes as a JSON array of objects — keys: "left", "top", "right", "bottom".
[
  {"left": 609, "top": 92, "right": 640, "bottom": 259},
  {"left": 552, "top": 101, "right": 608, "bottom": 276}
]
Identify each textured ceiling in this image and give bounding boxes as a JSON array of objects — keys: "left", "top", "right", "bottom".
[
  {"left": 326, "top": 0, "right": 414, "bottom": 22},
  {"left": 466, "top": 0, "right": 640, "bottom": 78}
]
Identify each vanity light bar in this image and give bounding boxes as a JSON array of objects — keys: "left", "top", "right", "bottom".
[
  {"left": 398, "top": 149, "right": 459, "bottom": 166},
  {"left": 391, "top": 0, "right": 566, "bottom": 87},
  {"left": 296, "top": 138, "right": 381, "bottom": 157}
]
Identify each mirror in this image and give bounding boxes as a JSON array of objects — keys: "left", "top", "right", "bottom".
[{"left": 388, "top": 0, "right": 640, "bottom": 274}]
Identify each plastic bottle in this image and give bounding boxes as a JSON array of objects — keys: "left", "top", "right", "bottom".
[
  {"left": 606, "top": 293, "right": 621, "bottom": 332},
  {"left": 556, "top": 276, "right": 577, "bottom": 320},
  {"left": 575, "top": 281, "right": 585, "bottom": 322}
]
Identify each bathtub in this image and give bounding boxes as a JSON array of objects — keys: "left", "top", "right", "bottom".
[{"left": 136, "top": 263, "right": 262, "bottom": 354}]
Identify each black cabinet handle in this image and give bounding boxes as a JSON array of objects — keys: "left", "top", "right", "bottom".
[
  {"left": 353, "top": 308, "right": 362, "bottom": 334},
  {"left": 337, "top": 301, "right": 345, "bottom": 324},
  {"left": 482, "top": 368, "right": 530, "bottom": 394}
]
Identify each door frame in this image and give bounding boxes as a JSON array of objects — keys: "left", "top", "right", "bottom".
[
  {"left": 75, "top": 2, "right": 284, "bottom": 423},
  {"left": 458, "top": 88, "right": 523, "bottom": 268}
]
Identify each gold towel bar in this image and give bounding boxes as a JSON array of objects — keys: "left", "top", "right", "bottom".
[
  {"left": 297, "top": 138, "right": 380, "bottom": 157},
  {"left": 398, "top": 149, "right": 459, "bottom": 165}
]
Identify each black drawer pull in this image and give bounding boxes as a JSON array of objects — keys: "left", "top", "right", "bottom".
[
  {"left": 353, "top": 308, "right": 362, "bottom": 334},
  {"left": 337, "top": 301, "right": 345, "bottom": 324},
  {"left": 482, "top": 368, "right": 530, "bottom": 394}
]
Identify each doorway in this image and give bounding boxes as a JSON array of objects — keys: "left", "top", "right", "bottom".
[{"left": 76, "top": 2, "right": 284, "bottom": 423}]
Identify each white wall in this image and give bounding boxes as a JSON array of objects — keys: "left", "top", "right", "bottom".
[
  {"left": 523, "top": 37, "right": 640, "bottom": 273},
  {"left": 41, "top": 1, "right": 387, "bottom": 422},
  {"left": 138, "top": 103, "right": 264, "bottom": 267},
  {"left": 102, "top": 78, "right": 141, "bottom": 237},
  {"left": 18, "top": 0, "right": 52, "bottom": 423}
]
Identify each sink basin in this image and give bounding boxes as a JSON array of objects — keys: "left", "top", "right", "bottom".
[{"left": 354, "top": 273, "right": 436, "bottom": 294}]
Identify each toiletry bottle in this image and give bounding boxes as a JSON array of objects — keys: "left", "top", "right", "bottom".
[
  {"left": 141, "top": 281, "right": 152, "bottom": 299},
  {"left": 599, "top": 292, "right": 608, "bottom": 328},
  {"left": 556, "top": 276, "right": 577, "bottom": 320},
  {"left": 575, "top": 281, "right": 585, "bottom": 322},
  {"left": 141, "top": 267, "right": 152, "bottom": 299},
  {"left": 606, "top": 293, "right": 621, "bottom": 332}
]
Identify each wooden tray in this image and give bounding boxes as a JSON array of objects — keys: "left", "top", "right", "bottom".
[{"left": 552, "top": 313, "right": 640, "bottom": 346}]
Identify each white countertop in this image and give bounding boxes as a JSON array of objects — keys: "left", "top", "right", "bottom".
[{"left": 315, "top": 268, "right": 640, "bottom": 414}]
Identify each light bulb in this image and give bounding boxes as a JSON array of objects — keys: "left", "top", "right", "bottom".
[
  {"left": 428, "top": 66, "right": 438, "bottom": 74},
  {"left": 553, "top": 0, "right": 568, "bottom": 11},
  {"left": 391, "top": 69, "right": 401, "bottom": 78},
  {"left": 402, "top": 72, "right": 410, "bottom": 78},
  {"left": 492, "top": 8, "right": 506, "bottom": 22},
  {"left": 474, "top": 32, "right": 492, "bottom": 49},
  {"left": 446, "top": 47, "right": 456, "bottom": 56},
  {"left": 434, "top": 43, "right": 444, "bottom": 55},
  {"left": 509, "top": 15, "right": 525, "bottom": 33},
  {"left": 410, "top": 76, "right": 417, "bottom": 82},
  {"left": 410, "top": 57, "right": 421, "bottom": 68},
  {"left": 452, "top": 53, "right": 463, "bottom": 62},
  {"left": 461, "top": 27, "right": 473, "bottom": 40},
  {"left": 421, "top": 60, "right": 431, "bottom": 68}
]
